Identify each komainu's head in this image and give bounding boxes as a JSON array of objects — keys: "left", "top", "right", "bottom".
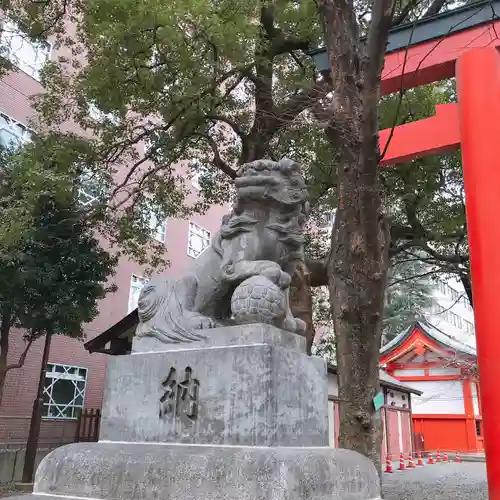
[
  {"left": 233, "top": 158, "right": 309, "bottom": 222},
  {"left": 212, "top": 158, "right": 309, "bottom": 259}
]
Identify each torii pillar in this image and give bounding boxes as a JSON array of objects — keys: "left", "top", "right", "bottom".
[
  {"left": 378, "top": 46, "right": 500, "bottom": 498},
  {"left": 457, "top": 47, "right": 500, "bottom": 498}
]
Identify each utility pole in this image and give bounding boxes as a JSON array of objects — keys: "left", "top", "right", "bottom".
[{"left": 22, "top": 332, "right": 52, "bottom": 484}]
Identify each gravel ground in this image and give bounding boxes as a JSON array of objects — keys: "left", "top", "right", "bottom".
[{"left": 382, "top": 462, "right": 488, "bottom": 500}]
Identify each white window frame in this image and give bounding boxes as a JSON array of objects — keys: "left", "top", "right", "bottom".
[
  {"left": 128, "top": 274, "right": 147, "bottom": 313},
  {"left": 190, "top": 160, "right": 210, "bottom": 191},
  {"left": 187, "top": 221, "right": 211, "bottom": 258},
  {"left": 88, "top": 102, "right": 120, "bottom": 125},
  {"left": 0, "top": 18, "right": 51, "bottom": 81},
  {"left": 0, "top": 111, "right": 33, "bottom": 149},
  {"left": 77, "top": 168, "right": 101, "bottom": 207},
  {"left": 42, "top": 363, "right": 87, "bottom": 420},
  {"left": 149, "top": 209, "right": 167, "bottom": 243}
]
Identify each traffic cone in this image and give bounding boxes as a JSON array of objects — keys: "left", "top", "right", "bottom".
[
  {"left": 398, "top": 453, "right": 406, "bottom": 470},
  {"left": 417, "top": 452, "right": 424, "bottom": 466},
  {"left": 407, "top": 453, "right": 416, "bottom": 468},
  {"left": 428, "top": 453, "right": 435, "bottom": 465},
  {"left": 385, "top": 455, "right": 393, "bottom": 473},
  {"left": 443, "top": 452, "right": 449, "bottom": 463},
  {"left": 455, "top": 453, "right": 462, "bottom": 463},
  {"left": 436, "top": 451, "right": 442, "bottom": 463}
]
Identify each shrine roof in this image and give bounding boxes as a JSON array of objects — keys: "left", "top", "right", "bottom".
[
  {"left": 327, "top": 364, "right": 423, "bottom": 395},
  {"left": 380, "top": 318, "right": 477, "bottom": 358}
]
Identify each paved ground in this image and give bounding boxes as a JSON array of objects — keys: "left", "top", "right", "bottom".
[
  {"left": 383, "top": 462, "right": 488, "bottom": 500},
  {"left": 0, "top": 462, "right": 489, "bottom": 499}
]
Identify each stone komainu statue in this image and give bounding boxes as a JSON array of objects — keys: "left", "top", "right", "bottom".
[{"left": 136, "top": 158, "right": 309, "bottom": 343}]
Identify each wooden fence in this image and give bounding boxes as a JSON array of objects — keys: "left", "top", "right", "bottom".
[{"left": 75, "top": 408, "right": 101, "bottom": 443}]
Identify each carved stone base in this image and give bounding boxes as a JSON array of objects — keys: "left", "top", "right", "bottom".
[
  {"left": 102, "top": 330, "right": 328, "bottom": 447},
  {"left": 17, "top": 442, "right": 381, "bottom": 500}
]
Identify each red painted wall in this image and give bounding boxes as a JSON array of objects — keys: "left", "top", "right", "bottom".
[{"left": 413, "top": 417, "right": 470, "bottom": 452}]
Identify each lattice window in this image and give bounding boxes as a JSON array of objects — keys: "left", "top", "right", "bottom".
[
  {"left": 43, "top": 363, "right": 87, "bottom": 419},
  {"left": 187, "top": 222, "right": 210, "bottom": 258},
  {"left": 0, "top": 112, "right": 32, "bottom": 149},
  {"left": 76, "top": 168, "right": 103, "bottom": 207},
  {"left": 0, "top": 19, "right": 51, "bottom": 81},
  {"left": 128, "top": 274, "right": 147, "bottom": 313}
]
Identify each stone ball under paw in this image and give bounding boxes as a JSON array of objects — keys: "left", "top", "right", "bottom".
[{"left": 231, "top": 275, "right": 287, "bottom": 326}]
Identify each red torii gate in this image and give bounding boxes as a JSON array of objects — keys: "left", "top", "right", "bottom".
[
  {"left": 379, "top": 8, "right": 500, "bottom": 499},
  {"left": 313, "top": 2, "right": 500, "bottom": 496}
]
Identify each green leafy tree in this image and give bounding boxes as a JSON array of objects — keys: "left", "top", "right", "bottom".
[
  {"left": 383, "top": 258, "right": 434, "bottom": 343},
  {"left": 311, "top": 331, "right": 336, "bottom": 365},
  {"left": 380, "top": 82, "right": 473, "bottom": 306},
  {"left": 0, "top": 0, "right": 477, "bottom": 464},
  {"left": 0, "top": 151, "right": 117, "bottom": 404}
]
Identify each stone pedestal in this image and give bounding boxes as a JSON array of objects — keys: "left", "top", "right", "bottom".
[{"left": 8, "top": 324, "right": 381, "bottom": 500}]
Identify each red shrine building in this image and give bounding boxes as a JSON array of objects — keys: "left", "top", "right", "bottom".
[{"left": 380, "top": 319, "right": 482, "bottom": 454}]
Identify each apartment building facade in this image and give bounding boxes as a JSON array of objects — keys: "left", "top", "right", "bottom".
[{"left": 0, "top": 18, "right": 230, "bottom": 447}]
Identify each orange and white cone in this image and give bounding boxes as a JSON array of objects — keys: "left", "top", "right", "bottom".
[
  {"left": 436, "top": 451, "right": 442, "bottom": 463},
  {"left": 398, "top": 453, "right": 406, "bottom": 470},
  {"left": 428, "top": 453, "right": 435, "bottom": 465},
  {"left": 443, "top": 452, "right": 449, "bottom": 463},
  {"left": 385, "top": 455, "right": 393, "bottom": 473},
  {"left": 407, "top": 453, "right": 416, "bottom": 468},
  {"left": 455, "top": 453, "right": 462, "bottom": 463},
  {"left": 417, "top": 452, "right": 425, "bottom": 466}
]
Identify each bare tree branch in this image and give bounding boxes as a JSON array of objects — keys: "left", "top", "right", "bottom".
[
  {"left": 191, "top": 132, "right": 237, "bottom": 179},
  {"left": 205, "top": 114, "right": 247, "bottom": 142},
  {"left": 423, "top": 0, "right": 449, "bottom": 18},
  {"left": 6, "top": 338, "right": 33, "bottom": 372}
]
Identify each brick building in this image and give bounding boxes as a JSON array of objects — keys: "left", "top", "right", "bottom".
[{"left": 0, "top": 18, "right": 229, "bottom": 448}]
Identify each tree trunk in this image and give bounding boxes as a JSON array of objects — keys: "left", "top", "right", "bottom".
[
  {"left": 460, "top": 271, "right": 473, "bottom": 308},
  {"left": 0, "top": 314, "right": 11, "bottom": 406},
  {"left": 319, "top": 0, "right": 393, "bottom": 471},
  {"left": 289, "top": 261, "right": 315, "bottom": 354}
]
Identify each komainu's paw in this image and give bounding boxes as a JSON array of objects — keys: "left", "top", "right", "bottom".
[
  {"left": 185, "top": 313, "right": 219, "bottom": 330},
  {"left": 277, "top": 271, "right": 292, "bottom": 290}
]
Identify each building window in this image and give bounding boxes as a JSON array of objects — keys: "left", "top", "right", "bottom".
[
  {"left": 0, "top": 19, "right": 51, "bottom": 81},
  {"left": 128, "top": 274, "right": 147, "bottom": 313},
  {"left": 464, "top": 319, "right": 474, "bottom": 334},
  {"left": 149, "top": 210, "right": 167, "bottom": 243},
  {"left": 77, "top": 168, "right": 99, "bottom": 207},
  {"left": 42, "top": 363, "right": 87, "bottom": 419},
  {"left": 187, "top": 222, "right": 210, "bottom": 258},
  {"left": 88, "top": 102, "right": 120, "bottom": 125},
  {"left": 0, "top": 112, "right": 32, "bottom": 149},
  {"left": 190, "top": 160, "right": 211, "bottom": 190}
]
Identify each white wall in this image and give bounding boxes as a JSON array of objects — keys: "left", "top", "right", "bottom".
[
  {"left": 327, "top": 372, "right": 339, "bottom": 397},
  {"left": 428, "top": 367, "right": 461, "bottom": 376},
  {"left": 472, "top": 383, "right": 480, "bottom": 417},
  {"left": 393, "top": 368, "right": 425, "bottom": 377},
  {"left": 328, "top": 400, "right": 335, "bottom": 447},
  {"left": 409, "top": 380, "right": 465, "bottom": 414},
  {"left": 386, "top": 389, "right": 411, "bottom": 409}
]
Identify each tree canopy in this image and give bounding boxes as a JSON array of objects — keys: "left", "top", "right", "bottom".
[{"left": 0, "top": 148, "right": 117, "bottom": 403}]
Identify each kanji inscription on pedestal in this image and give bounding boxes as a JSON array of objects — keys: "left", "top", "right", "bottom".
[{"left": 159, "top": 366, "right": 199, "bottom": 423}]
